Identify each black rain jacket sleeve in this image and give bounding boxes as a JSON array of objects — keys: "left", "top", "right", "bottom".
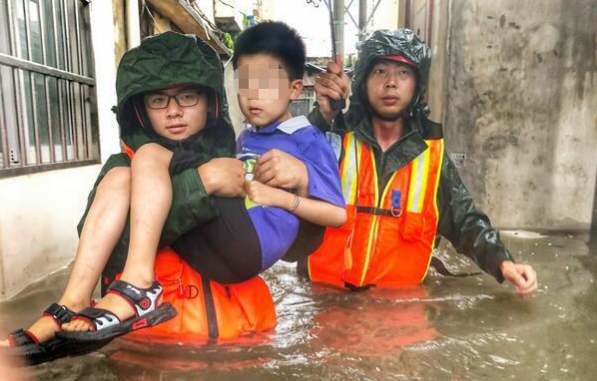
[{"left": 436, "top": 154, "right": 513, "bottom": 283}]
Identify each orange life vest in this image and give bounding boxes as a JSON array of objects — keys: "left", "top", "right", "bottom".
[
  {"left": 120, "top": 147, "right": 275, "bottom": 343},
  {"left": 308, "top": 132, "right": 444, "bottom": 288},
  {"left": 125, "top": 249, "right": 276, "bottom": 344}
]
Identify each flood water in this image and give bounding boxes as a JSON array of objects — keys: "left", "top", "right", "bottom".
[{"left": 1, "top": 231, "right": 596, "bottom": 380}]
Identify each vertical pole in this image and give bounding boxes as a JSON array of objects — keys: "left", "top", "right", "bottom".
[
  {"left": 126, "top": 0, "right": 141, "bottom": 49},
  {"left": 592, "top": 176, "right": 597, "bottom": 234},
  {"left": 333, "top": 0, "right": 344, "bottom": 65},
  {"left": 359, "top": 0, "right": 367, "bottom": 41},
  {"left": 0, "top": 68, "right": 9, "bottom": 168},
  {"left": 23, "top": 0, "right": 42, "bottom": 164},
  {"left": 52, "top": 0, "right": 67, "bottom": 161}
]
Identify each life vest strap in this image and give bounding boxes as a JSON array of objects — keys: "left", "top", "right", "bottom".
[
  {"left": 356, "top": 206, "right": 401, "bottom": 218},
  {"left": 201, "top": 276, "right": 219, "bottom": 340}
]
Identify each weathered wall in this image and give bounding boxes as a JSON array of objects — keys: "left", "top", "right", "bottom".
[
  {"left": 113, "top": 0, "right": 126, "bottom": 65},
  {"left": 0, "top": 166, "right": 99, "bottom": 299},
  {"left": 426, "top": 0, "right": 449, "bottom": 123},
  {"left": 442, "top": 0, "right": 597, "bottom": 230},
  {"left": 368, "top": 0, "right": 400, "bottom": 32}
]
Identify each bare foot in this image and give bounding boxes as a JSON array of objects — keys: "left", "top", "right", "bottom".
[
  {"left": 0, "top": 302, "right": 87, "bottom": 347},
  {"left": 62, "top": 279, "right": 154, "bottom": 332}
]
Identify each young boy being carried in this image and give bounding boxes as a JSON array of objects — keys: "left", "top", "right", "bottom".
[{"left": 166, "top": 21, "right": 347, "bottom": 285}]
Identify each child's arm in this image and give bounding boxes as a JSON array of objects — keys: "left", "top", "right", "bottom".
[
  {"left": 244, "top": 181, "right": 346, "bottom": 228},
  {"left": 198, "top": 158, "right": 246, "bottom": 197}
]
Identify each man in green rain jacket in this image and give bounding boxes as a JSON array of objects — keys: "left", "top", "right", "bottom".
[
  {"left": 1, "top": 31, "right": 246, "bottom": 356},
  {"left": 259, "top": 29, "right": 538, "bottom": 294}
]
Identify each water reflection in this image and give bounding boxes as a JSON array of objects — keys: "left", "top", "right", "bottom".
[{"left": 1, "top": 232, "right": 596, "bottom": 380}]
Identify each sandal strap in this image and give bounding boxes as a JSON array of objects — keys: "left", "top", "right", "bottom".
[
  {"left": 73, "top": 307, "right": 121, "bottom": 331},
  {"left": 107, "top": 280, "right": 163, "bottom": 317},
  {"left": 43, "top": 303, "right": 76, "bottom": 326},
  {"left": 8, "top": 329, "right": 37, "bottom": 347}
]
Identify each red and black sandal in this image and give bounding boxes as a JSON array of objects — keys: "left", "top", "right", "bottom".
[
  {"left": 6, "top": 303, "right": 75, "bottom": 348},
  {"left": 56, "top": 279, "right": 177, "bottom": 343},
  {"left": 2, "top": 303, "right": 111, "bottom": 366}
]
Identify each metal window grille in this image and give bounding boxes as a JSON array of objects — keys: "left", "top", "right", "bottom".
[
  {"left": 289, "top": 87, "right": 315, "bottom": 117},
  {"left": 0, "top": 0, "right": 98, "bottom": 178}
]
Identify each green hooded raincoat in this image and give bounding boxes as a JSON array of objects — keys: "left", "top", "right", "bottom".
[{"left": 78, "top": 32, "right": 236, "bottom": 286}]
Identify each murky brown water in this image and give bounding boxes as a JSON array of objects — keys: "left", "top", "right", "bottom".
[{"left": 1, "top": 231, "right": 596, "bottom": 380}]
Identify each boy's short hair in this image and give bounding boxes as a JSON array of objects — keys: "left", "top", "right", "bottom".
[{"left": 232, "top": 21, "right": 306, "bottom": 81}]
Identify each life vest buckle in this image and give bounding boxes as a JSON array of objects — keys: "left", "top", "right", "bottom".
[
  {"left": 391, "top": 189, "right": 403, "bottom": 217},
  {"left": 390, "top": 207, "right": 402, "bottom": 217}
]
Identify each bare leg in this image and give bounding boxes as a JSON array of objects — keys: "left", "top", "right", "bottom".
[
  {"left": 0, "top": 167, "right": 131, "bottom": 346},
  {"left": 64, "top": 143, "right": 173, "bottom": 332}
]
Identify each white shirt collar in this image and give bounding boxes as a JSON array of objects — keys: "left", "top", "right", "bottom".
[
  {"left": 276, "top": 115, "right": 311, "bottom": 134},
  {"left": 247, "top": 115, "right": 311, "bottom": 134}
]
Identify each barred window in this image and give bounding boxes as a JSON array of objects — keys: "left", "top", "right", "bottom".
[
  {"left": 289, "top": 87, "right": 315, "bottom": 117},
  {"left": 0, "top": 0, "right": 98, "bottom": 177}
]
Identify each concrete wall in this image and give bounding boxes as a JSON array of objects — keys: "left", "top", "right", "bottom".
[
  {"left": 441, "top": 0, "right": 597, "bottom": 231},
  {"left": 0, "top": 167, "right": 100, "bottom": 299},
  {"left": 368, "top": 0, "right": 400, "bottom": 32},
  {"left": 420, "top": 0, "right": 449, "bottom": 123}
]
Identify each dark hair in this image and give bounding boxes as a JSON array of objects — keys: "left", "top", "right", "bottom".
[{"left": 232, "top": 21, "right": 306, "bottom": 81}]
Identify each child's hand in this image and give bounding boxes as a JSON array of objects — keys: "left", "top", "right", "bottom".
[
  {"left": 244, "top": 180, "right": 293, "bottom": 209},
  {"left": 254, "top": 149, "right": 308, "bottom": 193}
]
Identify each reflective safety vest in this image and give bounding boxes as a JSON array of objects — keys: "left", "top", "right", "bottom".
[
  {"left": 308, "top": 132, "right": 444, "bottom": 288},
  {"left": 125, "top": 249, "right": 276, "bottom": 344}
]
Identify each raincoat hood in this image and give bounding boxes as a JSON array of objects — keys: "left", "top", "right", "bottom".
[
  {"left": 346, "top": 29, "right": 431, "bottom": 129},
  {"left": 115, "top": 31, "right": 235, "bottom": 154}
]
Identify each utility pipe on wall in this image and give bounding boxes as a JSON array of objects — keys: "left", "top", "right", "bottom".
[
  {"left": 333, "top": 0, "right": 344, "bottom": 64},
  {"left": 126, "top": 0, "right": 141, "bottom": 49}
]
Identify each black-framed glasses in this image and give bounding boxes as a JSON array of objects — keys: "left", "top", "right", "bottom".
[{"left": 144, "top": 89, "right": 205, "bottom": 110}]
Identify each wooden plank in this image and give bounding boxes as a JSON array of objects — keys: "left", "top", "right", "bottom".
[{"left": 146, "top": 0, "right": 230, "bottom": 55}]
